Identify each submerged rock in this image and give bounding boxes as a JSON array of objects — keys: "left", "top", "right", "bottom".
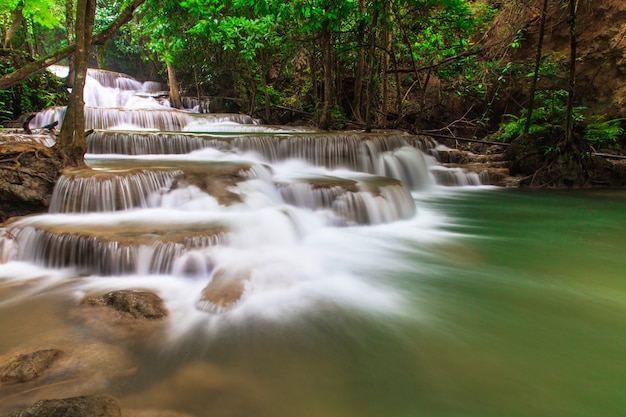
[
  {"left": 82, "top": 290, "right": 168, "bottom": 320},
  {"left": 197, "top": 269, "right": 249, "bottom": 313},
  {"left": 3, "top": 395, "right": 121, "bottom": 417},
  {"left": 0, "top": 349, "right": 62, "bottom": 384}
]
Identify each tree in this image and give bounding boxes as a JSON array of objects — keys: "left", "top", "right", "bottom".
[
  {"left": 565, "top": 0, "right": 578, "bottom": 145},
  {"left": 0, "top": 0, "right": 147, "bottom": 90},
  {"left": 524, "top": 0, "right": 549, "bottom": 136},
  {"left": 55, "top": 0, "right": 95, "bottom": 166},
  {"left": 1, "top": 0, "right": 62, "bottom": 50}
]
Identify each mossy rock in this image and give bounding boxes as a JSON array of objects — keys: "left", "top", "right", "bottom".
[{"left": 82, "top": 290, "right": 168, "bottom": 320}]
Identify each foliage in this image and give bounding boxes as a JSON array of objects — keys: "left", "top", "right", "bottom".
[
  {"left": 0, "top": 50, "right": 68, "bottom": 122},
  {"left": 496, "top": 88, "right": 624, "bottom": 149},
  {"left": 0, "top": 0, "right": 63, "bottom": 30},
  {"left": 584, "top": 117, "right": 625, "bottom": 149},
  {"left": 497, "top": 90, "right": 570, "bottom": 141}
]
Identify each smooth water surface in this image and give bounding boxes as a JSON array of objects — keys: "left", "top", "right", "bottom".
[{"left": 1, "top": 188, "right": 625, "bottom": 416}]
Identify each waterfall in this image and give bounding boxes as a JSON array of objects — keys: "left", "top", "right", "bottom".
[
  {"left": 86, "top": 130, "right": 439, "bottom": 189},
  {"left": 2, "top": 67, "right": 485, "bottom": 284},
  {"left": 49, "top": 168, "right": 184, "bottom": 213},
  {"left": 2, "top": 213, "right": 229, "bottom": 275},
  {"left": 277, "top": 176, "right": 416, "bottom": 225}
]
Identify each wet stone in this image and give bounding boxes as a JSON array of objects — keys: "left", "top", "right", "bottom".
[
  {"left": 125, "top": 409, "right": 193, "bottom": 417},
  {"left": 3, "top": 395, "right": 121, "bottom": 417},
  {"left": 0, "top": 349, "right": 62, "bottom": 384},
  {"left": 197, "top": 269, "right": 249, "bottom": 313},
  {"left": 82, "top": 290, "right": 167, "bottom": 320}
]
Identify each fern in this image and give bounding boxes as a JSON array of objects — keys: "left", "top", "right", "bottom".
[{"left": 585, "top": 117, "right": 625, "bottom": 148}]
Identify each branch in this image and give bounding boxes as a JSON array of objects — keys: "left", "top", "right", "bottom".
[
  {"left": 420, "top": 132, "right": 510, "bottom": 147},
  {"left": 0, "top": 45, "right": 74, "bottom": 90},
  {"left": 387, "top": 47, "right": 487, "bottom": 75},
  {"left": 0, "top": 0, "right": 147, "bottom": 90},
  {"left": 91, "top": 0, "right": 147, "bottom": 46}
]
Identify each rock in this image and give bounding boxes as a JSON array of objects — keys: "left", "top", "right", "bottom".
[
  {"left": 120, "top": 361, "right": 243, "bottom": 410},
  {"left": 0, "top": 142, "right": 62, "bottom": 222},
  {"left": 73, "top": 291, "right": 169, "bottom": 343},
  {"left": 0, "top": 349, "right": 62, "bottom": 384},
  {"left": 197, "top": 269, "right": 249, "bottom": 313},
  {"left": 3, "top": 395, "right": 121, "bottom": 417},
  {"left": 82, "top": 290, "right": 167, "bottom": 320},
  {"left": 124, "top": 409, "right": 193, "bottom": 417}
]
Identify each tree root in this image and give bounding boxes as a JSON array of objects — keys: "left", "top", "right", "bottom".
[
  {"left": 0, "top": 151, "right": 26, "bottom": 182},
  {"left": 0, "top": 146, "right": 60, "bottom": 183}
]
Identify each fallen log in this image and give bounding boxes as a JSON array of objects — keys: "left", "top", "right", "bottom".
[{"left": 593, "top": 152, "right": 626, "bottom": 160}]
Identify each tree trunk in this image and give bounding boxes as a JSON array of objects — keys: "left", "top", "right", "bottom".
[
  {"left": 190, "top": 43, "right": 202, "bottom": 112},
  {"left": 27, "top": 17, "right": 41, "bottom": 57},
  {"left": 55, "top": 0, "right": 96, "bottom": 166},
  {"left": 258, "top": 50, "right": 272, "bottom": 122},
  {"left": 378, "top": 3, "right": 391, "bottom": 127},
  {"left": 565, "top": 0, "right": 578, "bottom": 145},
  {"left": 0, "top": 0, "right": 147, "bottom": 90},
  {"left": 392, "top": 49, "right": 402, "bottom": 117},
  {"left": 24, "top": 18, "right": 35, "bottom": 57},
  {"left": 524, "top": 0, "right": 549, "bottom": 136},
  {"left": 167, "top": 61, "right": 182, "bottom": 109},
  {"left": 305, "top": 52, "right": 317, "bottom": 115},
  {"left": 3, "top": 1, "right": 24, "bottom": 49},
  {"left": 66, "top": 0, "right": 76, "bottom": 87},
  {"left": 353, "top": 10, "right": 366, "bottom": 123},
  {"left": 364, "top": 8, "right": 380, "bottom": 133},
  {"left": 318, "top": 20, "right": 334, "bottom": 130}
]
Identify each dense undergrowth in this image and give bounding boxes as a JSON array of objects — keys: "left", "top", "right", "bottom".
[{"left": 0, "top": 49, "right": 68, "bottom": 125}]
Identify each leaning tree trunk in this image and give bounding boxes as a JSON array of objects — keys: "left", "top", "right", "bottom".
[{"left": 56, "top": 0, "right": 96, "bottom": 166}]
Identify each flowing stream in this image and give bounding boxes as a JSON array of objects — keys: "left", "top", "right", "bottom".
[{"left": 1, "top": 69, "right": 625, "bottom": 416}]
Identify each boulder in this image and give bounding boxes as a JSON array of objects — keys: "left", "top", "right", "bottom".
[
  {"left": 0, "top": 349, "right": 62, "bottom": 384},
  {"left": 82, "top": 290, "right": 167, "bottom": 320},
  {"left": 0, "top": 142, "right": 62, "bottom": 222},
  {"left": 3, "top": 395, "right": 121, "bottom": 417}
]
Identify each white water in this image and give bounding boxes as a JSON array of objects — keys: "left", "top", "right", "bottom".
[{"left": 1, "top": 67, "right": 485, "bottom": 341}]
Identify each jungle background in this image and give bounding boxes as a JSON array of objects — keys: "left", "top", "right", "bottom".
[{"left": 2, "top": 0, "right": 626, "bottom": 182}]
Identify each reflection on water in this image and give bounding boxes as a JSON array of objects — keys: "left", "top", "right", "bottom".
[{"left": 2, "top": 189, "right": 626, "bottom": 416}]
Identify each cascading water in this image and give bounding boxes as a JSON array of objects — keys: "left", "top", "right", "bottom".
[
  {"left": 0, "top": 67, "right": 507, "bottom": 415},
  {"left": 5, "top": 67, "right": 483, "bottom": 276}
]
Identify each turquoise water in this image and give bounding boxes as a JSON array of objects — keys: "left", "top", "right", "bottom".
[
  {"left": 120, "top": 188, "right": 626, "bottom": 416},
  {"left": 2, "top": 188, "right": 626, "bottom": 416},
  {"left": 393, "top": 189, "right": 626, "bottom": 417}
]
